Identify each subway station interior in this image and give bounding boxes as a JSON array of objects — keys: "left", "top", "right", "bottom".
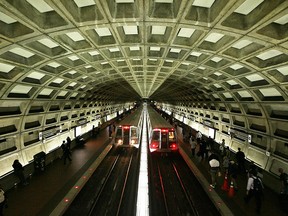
[{"left": 0, "top": 0, "right": 288, "bottom": 215}]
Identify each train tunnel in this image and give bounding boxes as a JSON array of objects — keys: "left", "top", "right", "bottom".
[{"left": 0, "top": 0, "right": 288, "bottom": 215}]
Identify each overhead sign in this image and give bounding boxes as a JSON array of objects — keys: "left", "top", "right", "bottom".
[
  {"left": 40, "top": 126, "right": 60, "bottom": 140},
  {"left": 229, "top": 128, "right": 251, "bottom": 143},
  {"left": 77, "top": 118, "right": 87, "bottom": 125},
  {"left": 189, "top": 115, "right": 195, "bottom": 121},
  {"left": 203, "top": 120, "right": 214, "bottom": 128}
]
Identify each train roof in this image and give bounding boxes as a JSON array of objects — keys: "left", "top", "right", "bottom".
[
  {"left": 147, "top": 106, "right": 174, "bottom": 129},
  {"left": 118, "top": 106, "right": 143, "bottom": 126}
]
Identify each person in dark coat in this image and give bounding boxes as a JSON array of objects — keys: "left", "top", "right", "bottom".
[
  {"left": 108, "top": 124, "right": 113, "bottom": 138},
  {"left": 12, "top": 160, "right": 28, "bottom": 186},
  {"left": 66, "top": 137, "right": 71, "bottom": 150},
  {"left": 228, "top": 160, "right": 239, "bottom": 190},
  {"left": 63, "top": 144, "right": 72, "bottom": 165},
  {"left": 236, "top": 148, "right": 246, "bottom": 173}
]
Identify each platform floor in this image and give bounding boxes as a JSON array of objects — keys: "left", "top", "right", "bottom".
[
  {"left": 177, "top": 127, "right": 287, "bottom": 216},
  {"left": 2, "top": 126, "right": 287, "bottom": 216}
]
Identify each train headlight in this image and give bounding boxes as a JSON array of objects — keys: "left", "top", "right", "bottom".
[
  {"left": 151, "top": 142, "right": 159, "bottom": 149},
  {"left": 117, "top": 139, "right": 123, "bottom": 144},
  {"left": 170, "top": 143, "right": 177, "bottom": 149},
  {"left": 131, "top": 138, "right": 138, "bottom": 145}
]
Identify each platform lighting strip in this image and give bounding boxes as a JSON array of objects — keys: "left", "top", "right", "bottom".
[
  {"left": 136, "top": 107, "right": 149, "bottom": 216},
  {"left": 49, "top": 145, "right": 112, "bottom": 216}
]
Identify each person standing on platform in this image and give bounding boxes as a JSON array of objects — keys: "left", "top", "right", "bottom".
[
  {"left": 0, "top": 185, "right": 6, "bottom": 216},
  {"left": 12, "top": 160, "right": 28, "bottom": 186},
  {"left": 244, "top": 170, "right": 263, "bottom": 214},
  {"left": 208, "top": 152, "right": 220, "bottom": 188},
  {"left": 61, "top": 140, "right": 66, "bottom": 159},
  {"left": 66, "top": 137, "right": 71, "bottom": 150},
  {"left": 279, "top": 168, "right": 288, "bottom": 194},
  {"left": 219, "top": 139, "right": 225, "bottom": 157},
  {"left": 63, "top": 143, "right": 72, "bottom": 165},
  {"left": 228, "top": 160, "right": 238, "bottom": 190},
  {"left": 108, "top": 124, "right": 113, "bottom": 138},
  {"left": 207, "top": 136, "right": 214, "bottom": 151},
  {"left": 236, "top": 148, "right": 246, "bottom": 173},
  {"left": 196, "top": 131, "right": 202, "bottom": 145},
  {"left": 189, "top": 136, "right": 197, "bottom": 157}
]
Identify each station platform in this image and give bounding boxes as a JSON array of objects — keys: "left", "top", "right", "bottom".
[
  {"left": 2, "top": 127, "right": 112, "bottom": 216},
  {"left": 1, "top": 126, "right": 287, "bottom": 216},
  {"left": 176, "top": 126, "right": 287, "bottom": 216}
]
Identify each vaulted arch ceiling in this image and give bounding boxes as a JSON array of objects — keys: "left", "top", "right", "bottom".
[{"left": 0, "top": 0, "right": 288, "bottom": 142}]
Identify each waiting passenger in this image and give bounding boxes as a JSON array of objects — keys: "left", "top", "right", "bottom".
[
  {"left": 208, "top": 155, "right": 220, "bottom": 188},
  {"left": 228, "top": 160, "right": 238, "bottom": 191},
  {"left": 66, "top": 137, "right": 71, "bottom": 150},
  {"left": 197, "top": 139, "right": 207, "bottom": 160},
  {"left": 222, "top": 156, "right": 230, "bottom": 173},
  {"left": 236, "top": 148, "right": 246, "bottom": 173},
  {"left": 108, "top": 124, "right": 113, "bottom": 138},
  {"left": 63, "top": 144, "right": 72, "bottom": 165},
  {"left": 61, "top": 140, "right": 66, "bottom": 159},
  {"left": 196, "top": 131, "right": 202, "bottom": 145},
  {"left": 278, "top": 168, "right": 288, "bottom": 195},
  {"left": 224, "top": 146, "right": 230, "bottom": 158},
  {"left": 219, "top": 139, "right": 225, "bottom": 157},
  {"left": 189, "top": 137, "right": 197, "bottom": 157},
  {"left": 244, "top": 170, "right": 263, "bottom": 214},
  {"left": 207, "top": 136, "right": 214, "bottom": 151},
  {"left": 12, "top": 160, "right": 28, "bottom": 186}
]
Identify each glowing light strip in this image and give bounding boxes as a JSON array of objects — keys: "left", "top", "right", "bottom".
[
  {"left": 49, "top": 145, "right": 112, "bottom": 216},
  {"left": 136, "top": 106, "right": 149, "bottom": 216}
]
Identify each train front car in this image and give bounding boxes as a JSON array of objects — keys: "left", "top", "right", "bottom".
[
  {"left": 147, "top": 106, "right": 178, "bottom": 153},
  {"left": 114, "top": 106, "right": 144, "bottom": 148}
]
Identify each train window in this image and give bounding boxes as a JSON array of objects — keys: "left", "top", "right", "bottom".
[
  {"left": 131, "top": 128, "right": 137, "bottom": 138},
  {"left": 115, "top": 128, "right": 122, "bottom": 138},
  {"left": 168, "top": 131, "right": 176, "bottom": 141},
  {"left": 152, "top": 131, "right": 160, "bottom": 141}
]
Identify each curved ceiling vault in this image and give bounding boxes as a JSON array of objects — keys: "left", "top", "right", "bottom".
[{"left": 0, "top": 1, "right": 288, "bottom": 141}]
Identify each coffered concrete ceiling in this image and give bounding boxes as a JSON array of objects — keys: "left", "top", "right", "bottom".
[
  {"left": 0, "top": 0, "right": 288, "bottom": 142},
  {"left": 0, "top": 0, "right": 286, "bottom": 102}
]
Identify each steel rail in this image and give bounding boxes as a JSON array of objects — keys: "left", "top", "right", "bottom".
[
  {"left": 157, "top": 162, "right": 170, "bottom": 216},
  {"left": 116, "top": 154, "right": 134, "bottom": 216},
  {"left": 88, "top": 154, "right": 120, "bottom": 216},
  {"left": 172, "top": 162, "right": 200, "bottom": 216}
]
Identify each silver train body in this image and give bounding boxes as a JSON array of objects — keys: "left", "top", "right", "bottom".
[
  {"left": 147, "top": 105, "right": 178, "bottom": 153},
  {"left": 114, "top": 106, "right": 144, "bottom": 148}
]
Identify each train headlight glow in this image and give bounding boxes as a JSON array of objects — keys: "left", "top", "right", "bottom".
[
  {"left": 170, "top": 143, "right": 177, "bottom": 149},
  {"left": 117, "top": 139, "right": 123, "bottom": 144},
  {"left": 151, "top": 142, "right": 159, "bottom": 148}
]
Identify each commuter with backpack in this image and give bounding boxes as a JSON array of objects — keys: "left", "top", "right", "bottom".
[{"left": 244, "top": 170, "right": 263, "bottom": 214}]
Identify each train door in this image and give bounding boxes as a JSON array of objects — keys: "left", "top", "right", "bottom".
[
  {"left": 168, "top": 130, "right": 177, "bottom": 150},
  {"left": 160, "top": 129, "right": 168, "bottom": 149},
  {"left": 123, "top": 126, "right": 130, "bottom": 145},
  {"left": 130, "top": 126, "right": 138, "bottom": 146},
  {"left": 115, "top": 126, "right": 123, "bottom": 145},
  {"left": 151, "top": 130, "right": 160, "bottom": 150}
]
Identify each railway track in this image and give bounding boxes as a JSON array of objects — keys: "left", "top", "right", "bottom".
[
  {"left": 149, "top": 153, "right": 220, "bottom": 216},
  {"left": 64, "top": 147, "right": 140, "bottom": 216}
]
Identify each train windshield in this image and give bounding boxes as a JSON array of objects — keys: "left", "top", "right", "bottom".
[
  {"left": 168, "top": 131, "right": 176, "bottom": 142},
  {"left": 131, "top": 127, "right": 137, "bottom": 138},
  {"left": 115, "top": 127, "right": 122, "bottom": 138},
  {"left": 152, "top": 131, "right": 160, "bottom": 141}
]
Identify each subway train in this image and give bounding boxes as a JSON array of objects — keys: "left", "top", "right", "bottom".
[
  {"left": 147, "top": 105, "right": 178, "bottom": 153},
  {"left": 114, "top": 106, "right": 144, "bottom": 148}
]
